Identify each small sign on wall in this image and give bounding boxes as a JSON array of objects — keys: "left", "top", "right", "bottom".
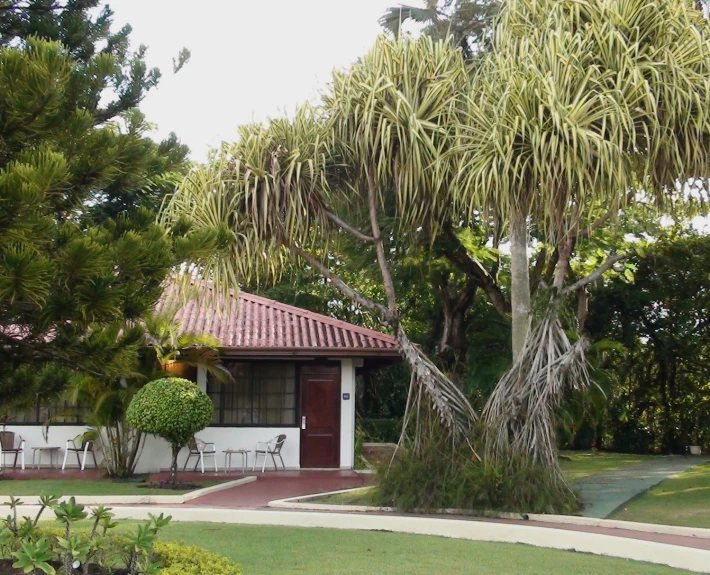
[{"left": 342, "top": 393, "right": 350, "bottom": 400}]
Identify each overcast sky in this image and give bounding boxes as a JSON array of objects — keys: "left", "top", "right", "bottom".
[{"left": 112, "top": 0, "right": 397, "bottom": 160}]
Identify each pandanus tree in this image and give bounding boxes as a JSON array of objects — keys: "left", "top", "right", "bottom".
[
  {"left": 161, "top": 36, "right": 478, "bottom": 441},
  {"left": 458, "top": 0, "right": 710, "bottom": 483}
]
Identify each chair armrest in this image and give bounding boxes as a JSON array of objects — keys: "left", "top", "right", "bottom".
[
  {"left": 66, "top": 439, "right": 78, "bottom": 449},
  {"left": 199, "top": 442, "right": 216, "bottom": 451},
  {"left": 254, "top": 441, "right": 269, "bottom": 451},
  {"left": 18, "top": 440, "right": 25, "bottom": 450}
]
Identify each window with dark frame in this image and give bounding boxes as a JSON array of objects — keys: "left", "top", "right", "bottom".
[
  {"left": 207, "top": 362, "right": 298, "bottom": 426},
  {"left": 7, "top": 398, "right": 89, "bottom": 425}
]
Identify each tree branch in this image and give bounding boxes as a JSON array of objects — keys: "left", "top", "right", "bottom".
[
  {"left": 441, "top": 225, "right": 510, "bottom": 317},
  {"left": 561, "top": 253, "right": 628, "bottom": 295},
  {"left": 576, "top": 190, "right": 636, "bottom": 239},
  {"left": 0, "top": 331, "right": 105, "bottom": 378},
  {"left": 289, "top": 244, "right": 391, "bottom": 319},
  {"left": 367, "top": 164, "right": 398, "bottom": 314},
  {"left": 323, "top": 209, "right": 375, "bottom": 243}
]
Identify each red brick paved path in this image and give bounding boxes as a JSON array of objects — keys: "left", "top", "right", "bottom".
[{"left": 186, "top": 470, "right": 373, "bottom": 508}]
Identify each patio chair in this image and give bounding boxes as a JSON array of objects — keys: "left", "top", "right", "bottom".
[
  {"left": 253, "top": 434, "right": 286, "bottom": 473},
  {"left": 183, "top": 436, "right": 218, "bottom": 473},
  {"left": 0, "top": 431, "right": 25, "bottom": 471},
  {"left": 62, "top": 434, "right": 98, "bottom": 471}
]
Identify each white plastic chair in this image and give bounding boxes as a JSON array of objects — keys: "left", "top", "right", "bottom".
[
  {"left": 62, "top": 435, "right": 98, "bottom": 471},
  {"left": 0, "top": 432, "right": 25, "bottom": 471},
  {"left": 183, "top": 436, "right": 218, "bottom": 473},
  {"left": 252, "top": 434, "right": 286, "bottom": 473}
]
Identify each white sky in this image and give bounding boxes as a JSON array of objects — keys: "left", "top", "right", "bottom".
[{"left": 112, "top": 0, "right": 397, "bottom": 160}]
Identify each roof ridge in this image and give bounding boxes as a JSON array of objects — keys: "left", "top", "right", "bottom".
[{"left": 238, "top": 291, "right": 396, "bottom": 345}]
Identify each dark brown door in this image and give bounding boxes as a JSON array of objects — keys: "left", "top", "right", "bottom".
[{"left": 300, "top": 364, "right": 340, "bottom": 468}]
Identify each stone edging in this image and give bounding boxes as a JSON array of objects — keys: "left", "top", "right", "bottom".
[
  {"left": 268, "top": 486, "right": 710, "bottom": 540},
  {"left": 0, "top": 476, "right": 256, "bottom": 506}
]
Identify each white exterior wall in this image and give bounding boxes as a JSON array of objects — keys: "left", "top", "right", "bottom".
[
  {"left": 339, "top": 358, "right": 356, "bottom": 469},
  {"left": 5, "top": 359, "right": 359, "bottom": 473}
]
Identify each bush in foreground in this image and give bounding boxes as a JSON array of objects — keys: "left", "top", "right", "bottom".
[
  {"left": 375, "top": 433, "right": 580, "bottom": 515},
  {"left": 154, "top": 542, "right": 242, "bottom": 575},
  {"left": 1, "top": 495, "right": 242, "bottom": 574}
]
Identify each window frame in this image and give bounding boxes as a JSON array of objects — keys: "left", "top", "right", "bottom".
[
  {"left": 6, "top": 398, "right": 89, "bottom": 426},
  {"left": 207, "top": 361, "right": 301, "bottom": 428}
]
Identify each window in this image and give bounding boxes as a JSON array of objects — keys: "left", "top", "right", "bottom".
[
  {"left": 8, "top": 398, "right": 89, "bottom": 425},
  {"left": 207, "top": 362, "right": 297, "bottom": 426}
]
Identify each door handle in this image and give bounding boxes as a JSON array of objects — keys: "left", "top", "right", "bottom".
[{"left": 301, "top": 416, "right": 307, "bottom": 430}]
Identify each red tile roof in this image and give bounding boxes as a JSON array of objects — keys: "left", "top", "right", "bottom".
[{"left": 156, "top": 286, "right": 400, "bottom": 358}]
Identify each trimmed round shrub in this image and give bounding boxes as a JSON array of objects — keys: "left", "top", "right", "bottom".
[
  {"left": 155, "top": 542, "right": 243, "bottom": 575},
  {"left": 126, "top": 377, "right": 213, "bottom": 483}
]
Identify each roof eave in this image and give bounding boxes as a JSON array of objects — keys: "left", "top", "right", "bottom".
[{"left": 219, "top": 346, "right": 402, "bottom": 359}]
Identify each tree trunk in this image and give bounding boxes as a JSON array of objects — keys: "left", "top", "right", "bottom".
[
  {"left": 436, "top": 279, "right": 477, "bottom": 367},
  {"left": 170, "top": 444, "right": 180, "bottom": 486},
  {"left": 509, "top": 208, "right": 531, "bottom": 361}
]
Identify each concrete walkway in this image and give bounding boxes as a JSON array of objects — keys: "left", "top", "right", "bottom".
[{"left": 575, "top": 455, "right": 710, "bottom": 518}]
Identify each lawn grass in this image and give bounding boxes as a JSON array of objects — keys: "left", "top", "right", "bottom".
[
  {"left": 610, "top": 462, "right": 710, "bottom": 528},
  {"left": 0, "top": 478, "right": 220, "bottom": 496},
  {"left": 148, "top": 522, "right": 689, "bottom": 575},
  {"left": 308, "top": 486, "right": 376, "bottom": 505},
  {"left": 559, "top": 451, "right": 660, "bottom": 482}
]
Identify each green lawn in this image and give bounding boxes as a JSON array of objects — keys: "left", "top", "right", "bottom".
[
  {"left": 309, "top": 487, "right": 376, "bottom": 506},
  {"left": 559, "top": 451, "right": 660, "bottom": 482},
  {"left": 150, "top": 522, "right": 690, "bottom": 575},
  {"left": 611, "top": 462, "right": 710, "bottom": 528},
  {"left": 0, "top": 479, "right": 220, "bottom": 496}
]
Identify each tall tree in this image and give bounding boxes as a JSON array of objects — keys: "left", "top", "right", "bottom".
[
  {"left": 0, "top": 0, "right": 191, "bottom": 221},
  {"left": 380, "top": 0, "right": 499, "bottom": 58},
  {"left": 161, "top": 36, "right": 479, "bottom": 440},
  {"left": 0, "top": 3, "right": 208, "bottom": 416},
  {"left": 458, "top": 0, "right": 710, "bottom": 482}
]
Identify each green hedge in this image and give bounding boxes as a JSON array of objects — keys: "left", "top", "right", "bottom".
[
  {"left": 359, "top": 418, "right": 401, "bottom": 443},
  {"left": 155, "top": 542, "right": 243, "bottom": 575}
]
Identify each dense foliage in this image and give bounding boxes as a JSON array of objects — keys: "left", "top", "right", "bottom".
[
  {"left": 0, "top": 1, "right": 197, "bottom": 420},
  {"left": 375, "top": 431, "right": 579, "bottom": 514},
  {"left": 586, "top": 234, "right": 710, "bottom": 454},
  {"left": 126, "top": 378, "right": 213, "bottom": 485},
  {"left": 154, "top": 543, "right": 243, "bottom": 575}
]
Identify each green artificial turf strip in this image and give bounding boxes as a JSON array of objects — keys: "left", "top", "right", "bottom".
[
  {"left": 0, "top": 479, "right": 220, "bottom": 496},
  {"left": 152, "top": 522, "right": 690, "bottom": 575},
  {"left": 559, "top": 451, "right": 661, "bottom": 482},
  {"left": 611, "top": 462, "right": 710, "bottom": 528}
]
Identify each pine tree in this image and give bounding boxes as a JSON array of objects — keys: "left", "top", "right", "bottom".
[
  {"left": 0, "top": 6, "right": 207, "bottom": 417},
  {"left": 0, "top": 0, "right": 191, "bottom": 221}
]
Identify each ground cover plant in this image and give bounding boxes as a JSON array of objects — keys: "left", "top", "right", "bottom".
[{"left": 0, "top": 497, "right": 241, "bottom": 574}]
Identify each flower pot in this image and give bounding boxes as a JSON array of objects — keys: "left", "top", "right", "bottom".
[{"left": 689, "top": 445, "right": 702, "bottom": 455}]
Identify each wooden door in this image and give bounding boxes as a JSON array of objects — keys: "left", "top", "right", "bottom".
[{"left": 300, "top": 364, "right": 340, "bottom": 468}]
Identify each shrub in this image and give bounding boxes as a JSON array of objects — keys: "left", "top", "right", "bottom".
[
  {"left": 154, "top": 542, "right": 242, "bottom": 575},
  {"left": 374, "top": 433, "right": 580, "bottom": 515},
  {"left": 126, "top": 377, "right": 213, "bottom": 485},
  {"left": 359, "top": 418, "right": 401, "bottom": 443},
  {"left": 1, "top": 495, "right": 172, "bottom": 574}
]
